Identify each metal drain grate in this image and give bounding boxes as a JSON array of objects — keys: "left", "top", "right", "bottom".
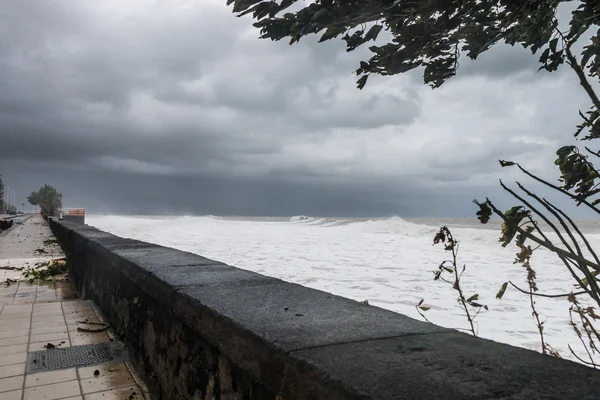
[{"left": 26, "top": 342, "right": 128, "bottom": 374}]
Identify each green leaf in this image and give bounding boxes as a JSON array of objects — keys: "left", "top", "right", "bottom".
[
  {"left": 499, "top": 160, "right": 515, "bottom": 167},
  {"left": 278, "top": 0, "right": 295, "bottom": 12},
  {"left": 467, "top": 294, "right": 479, "bottom": 302},
  {"left": 496, "top": 282, "right": 509, "bottom": 299},
  {"left": 468, "top": 301, "right": 484, "bottom": 308},
  {"left": 443, "top": 267, "right": 454, "bottom": 274},
  {"left": 473, "top": 200, "right": 492, "bottom": 224},
  {"left": 549, "top": 38, "right": 558, "bottom": 52},
  {"left": 499, "top": 206, "right": 529, "bottom": 247},
  {"left": 311, "top": 8, "right": 329, "bottom": 21},
  {"left": 581, "top": 45, "right": 594, "bottom": 68},
  {"left": 319, "top": 26, "right": 345, "bottom": 42},
  {"left": 357, "top": 75, "right": 369, "bottom": 90},
  {"left": 557, "top": 145, "right": 576, "bottom": 158},
  {"left": 364, "top": 25, "right": 383, "bottom": 42},
  {"left": 538, "top": 48, "right": 550, "bottom": 64},
  {"left": 232, "top": 0, "right": 263, "bottom": 13}
]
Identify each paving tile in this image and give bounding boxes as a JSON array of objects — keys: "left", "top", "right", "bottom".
[
  {"left": 31, "top": 311, "right": 63, "bottom": 318},
  {"left": 0, "top": 374, "right": 24, "bottom": 393},
  {"left": 12, "top": 300, "right": 36, "bottom": 306},
  {"left": 23, "top": 380, "right": 81, "bottom": 400},
  {"left": 0, "top": 389, "right": 22, "bottom": 400},
  {"left": 14, "top": 290, "right": 37, "bottom": 296},
  {"left": 0, "top": 313, "right": 31, "bottom": 320},
  {"left": 61, "top": 300, "right": 89, "bottom": 309},
  {"left": 34, "top": 296, "right": 59, "bottom": 301},
  {"left": 35, "top": 293, "right": 57, "bottom": 300},
  {"left": 31, "top": 325, "right": 69, "bottom": 335},
  {"left": 62, "top": 306, "right": 93, "bottom": 314},
  {"left": 65, "top": 316, "right": 98, "bottom": 324},
  {"left": 0, "top": 335, "right": 29, "bottom": 347},
  {"left": 25, "top": 368, "right": 77, "bottom": 388},
  {"left": 28, "top": 340, "right": 70, "bottom": 352},
  {"left": 62, "top": 307, "right": 92, "bottom": 313},
  {"left": 63, "top": 308, "right": 97, "bottom": 316},
  {"left": 0, "top": 328, "right": 30, "bottom": 339},
  {"left": 0, "top": 323, "right": 30, "bottom": 333},
  {"left": 55, "top": 284, "right": 76, "bottom": 300},
  {"left": 83, "top": 386, "right": 142, "bottom": 400},
  {"left": 71, "top": 332, "right": 110, "bottom": 346},
  {"left": 31, "top": 321, "right": 66, "bottom": 329},
  {"left": 0, "top": 352, "right": 26, "bottom": 367},
  {"left": 2, "top": 306, "right": 33, "bottom": 315},
  {"left": 0, "top": 363, "right": 25, "bottom": 378},
  {"left": 32, "top": 315, "right": 64, "bottom": 324},
  {"left": 78, "top": 362, "right": 129, "bottom": 380},
  {"left": 29, "top": 332, "right": 69, "bottom": 343},
  {"left": 0, "top": 344, "right": 27, "bottom": 356},
  {"left": 33, "top": 305, "right": 62, "bottom": 312},
  {"left": 0, "top": 317, "right": 31, "bottom": 325},
  {"left": 66, "top": 314, "right": 100, "bottom": 324}
]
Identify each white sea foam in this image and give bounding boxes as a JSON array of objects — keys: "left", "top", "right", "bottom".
[{"left": 87, "top": 214, "right": 600, "bottom": 364}]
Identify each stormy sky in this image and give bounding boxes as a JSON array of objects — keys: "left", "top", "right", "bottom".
[{"left": 0, "top": 1, "right": 593, "bottom": 217}]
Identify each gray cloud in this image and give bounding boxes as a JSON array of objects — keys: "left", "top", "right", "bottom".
[{"left": 0, "top": 0, "right": 590, "bottom": 217}]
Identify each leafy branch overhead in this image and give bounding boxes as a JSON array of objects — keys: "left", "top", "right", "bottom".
[{"left": 228, "top": 0, "right": 593, "bottom": 89}]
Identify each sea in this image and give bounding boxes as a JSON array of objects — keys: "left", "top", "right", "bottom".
[{"left": 86, "top": 214, "right": 600, "bottom": 363}]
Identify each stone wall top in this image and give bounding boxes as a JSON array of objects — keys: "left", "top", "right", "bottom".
[{"left": 49, "top": 218, "right": 600, "bottom": 400}]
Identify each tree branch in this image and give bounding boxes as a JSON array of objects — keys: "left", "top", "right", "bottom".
[
  {"left": 508, "top": 281, "right": 586, "bottom": 298},
  {"left": 514, "top": 163, "right": 600, "bottom": 215}
]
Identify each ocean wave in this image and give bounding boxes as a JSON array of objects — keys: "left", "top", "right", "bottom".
[
  {"left": 290, "top": 216, "right": 354, "bottom": 227},
  {"left": 290, "top": 215, "right": 311, "bottom": 222},
  {"left": 352, "top": 216, "right": 438, "bottom": 236}
]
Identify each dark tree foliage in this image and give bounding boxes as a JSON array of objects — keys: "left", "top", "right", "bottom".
[
  {"left": 227, "top": 0, "right": 575, "bottom": 89},
  {"left": 28, "top": 185, "right": 62, "bottom": 217}
]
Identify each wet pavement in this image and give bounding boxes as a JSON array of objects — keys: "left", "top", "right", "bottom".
[{"left": 0, "top": 215, "right": 150, "bottom": 399}]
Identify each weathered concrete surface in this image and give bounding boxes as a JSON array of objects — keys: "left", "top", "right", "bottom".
[
  {"left": 290, "top": 332, "right": 600, "bottom": 400},
  {"left": 48, "top": 218, "right": 600, "bottom": 400}
]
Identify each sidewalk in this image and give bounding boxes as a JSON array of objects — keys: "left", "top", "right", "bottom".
[{"left": 0, "top": 215, "right": 150, "bottom": 400}]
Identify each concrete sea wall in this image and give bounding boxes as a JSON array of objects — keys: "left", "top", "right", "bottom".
[{"left": 48, "top": 218, "right": 600, "bottom": 399}]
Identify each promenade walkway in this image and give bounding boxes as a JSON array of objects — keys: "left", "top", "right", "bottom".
[{"left": 0, "top": 215, "right": 150, "bottom": 400}]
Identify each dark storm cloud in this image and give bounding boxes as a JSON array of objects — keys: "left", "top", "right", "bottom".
[{"left": 0, "top": 0, "right": 589, "bottom": 216}]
